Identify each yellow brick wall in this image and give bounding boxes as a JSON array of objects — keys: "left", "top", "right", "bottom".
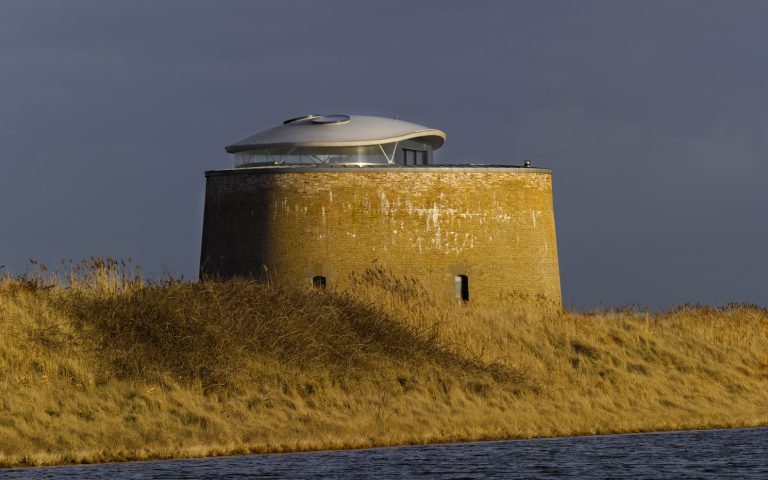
[{"left": 201, "top": 169, "right": 561, "bottom": 307}]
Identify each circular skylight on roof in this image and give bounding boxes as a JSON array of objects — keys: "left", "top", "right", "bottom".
[
  {"left": 311, "top": 114, "right": 351, "bottom": 125},
  {"left": 283, "top": 114, "right": 321, "bottom": 125}
]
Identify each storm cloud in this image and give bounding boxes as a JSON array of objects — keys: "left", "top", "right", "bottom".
[{"left": 1, "top": 1, "right": 767, "bottom": 308}]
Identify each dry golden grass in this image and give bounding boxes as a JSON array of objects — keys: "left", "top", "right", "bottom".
[{"left": 1, "top": 260, "right": 767, "bottom": 468}]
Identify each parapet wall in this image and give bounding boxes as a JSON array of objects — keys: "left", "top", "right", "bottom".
[{"left": 200, "top": 166, "right": 561, "bottom": 306}]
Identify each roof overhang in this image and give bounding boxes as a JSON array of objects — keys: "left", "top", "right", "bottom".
[{"left": 225, "top": 115, "right": 446, "bottom": 154}]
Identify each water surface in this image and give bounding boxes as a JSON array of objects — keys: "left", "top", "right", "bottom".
[{"left": 5, "top": 427, "right": 768, "bottom": 479}]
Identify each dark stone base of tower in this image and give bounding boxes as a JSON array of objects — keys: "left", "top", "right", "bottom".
[{"left": 200, "top": 165, "right": 561, "bottom": 307}]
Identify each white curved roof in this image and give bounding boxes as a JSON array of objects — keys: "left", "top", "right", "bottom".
[{"left": 225, "top": 115, "right": 446, "bottom": 153}]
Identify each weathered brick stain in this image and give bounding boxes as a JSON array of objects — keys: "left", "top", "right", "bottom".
[{"left": 201, "top": 170, "right": 561, "bottom": 306}]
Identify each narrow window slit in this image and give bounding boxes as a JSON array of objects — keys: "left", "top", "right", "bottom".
[
  {"left": 312, "top": 276, "right": 327, "bottom": 289},
  {"left": 455, "top": 275, "right": 469, "bottom": 302}
]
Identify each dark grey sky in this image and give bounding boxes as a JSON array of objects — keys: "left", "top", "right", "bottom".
[{"left": 2, "top": 1, "right": 767, "bottom": 309}]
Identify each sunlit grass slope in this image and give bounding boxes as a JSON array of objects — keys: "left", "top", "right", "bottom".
[{"left": 1, "top": 260, "right": 767, "bottom": 467}]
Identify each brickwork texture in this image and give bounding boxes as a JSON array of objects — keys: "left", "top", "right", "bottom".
[{"left": 200, "top": 168, "right": 561, "bottom": 306}]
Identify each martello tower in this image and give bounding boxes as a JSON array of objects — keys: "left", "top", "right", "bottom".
[{"left": 200, "top": 114, "right": 561, "bottom": 306}]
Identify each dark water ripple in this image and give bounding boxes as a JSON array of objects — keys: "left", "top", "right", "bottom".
[{"left": 3, "top": 427, "right": 768, "bottom": 479}]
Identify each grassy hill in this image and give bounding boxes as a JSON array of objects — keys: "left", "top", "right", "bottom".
[{"left": 1, "top": 260, "right": 767, "bottom": 467}]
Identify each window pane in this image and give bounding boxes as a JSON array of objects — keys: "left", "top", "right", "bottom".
[{"left": 235, "top": 145, "right": 392, "bottom": 166}]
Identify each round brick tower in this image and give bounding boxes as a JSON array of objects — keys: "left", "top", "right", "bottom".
[{"left": 200, "top": 114, "right": 561, "bottom": 306}]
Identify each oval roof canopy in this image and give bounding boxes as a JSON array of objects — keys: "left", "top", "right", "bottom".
[{"left": 225, "top": 114, "right": 446, "bottom": 153}]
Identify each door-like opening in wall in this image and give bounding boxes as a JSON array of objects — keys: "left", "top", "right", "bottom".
[
  {"left": 403, "top": 149, "right": 427, "bottom": 166},
  {"left": 312, "top": 276, "right": 327, "bottom": 289},
  {"left": 455, "top": 275, "right": 469, "bottom": 302}
]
